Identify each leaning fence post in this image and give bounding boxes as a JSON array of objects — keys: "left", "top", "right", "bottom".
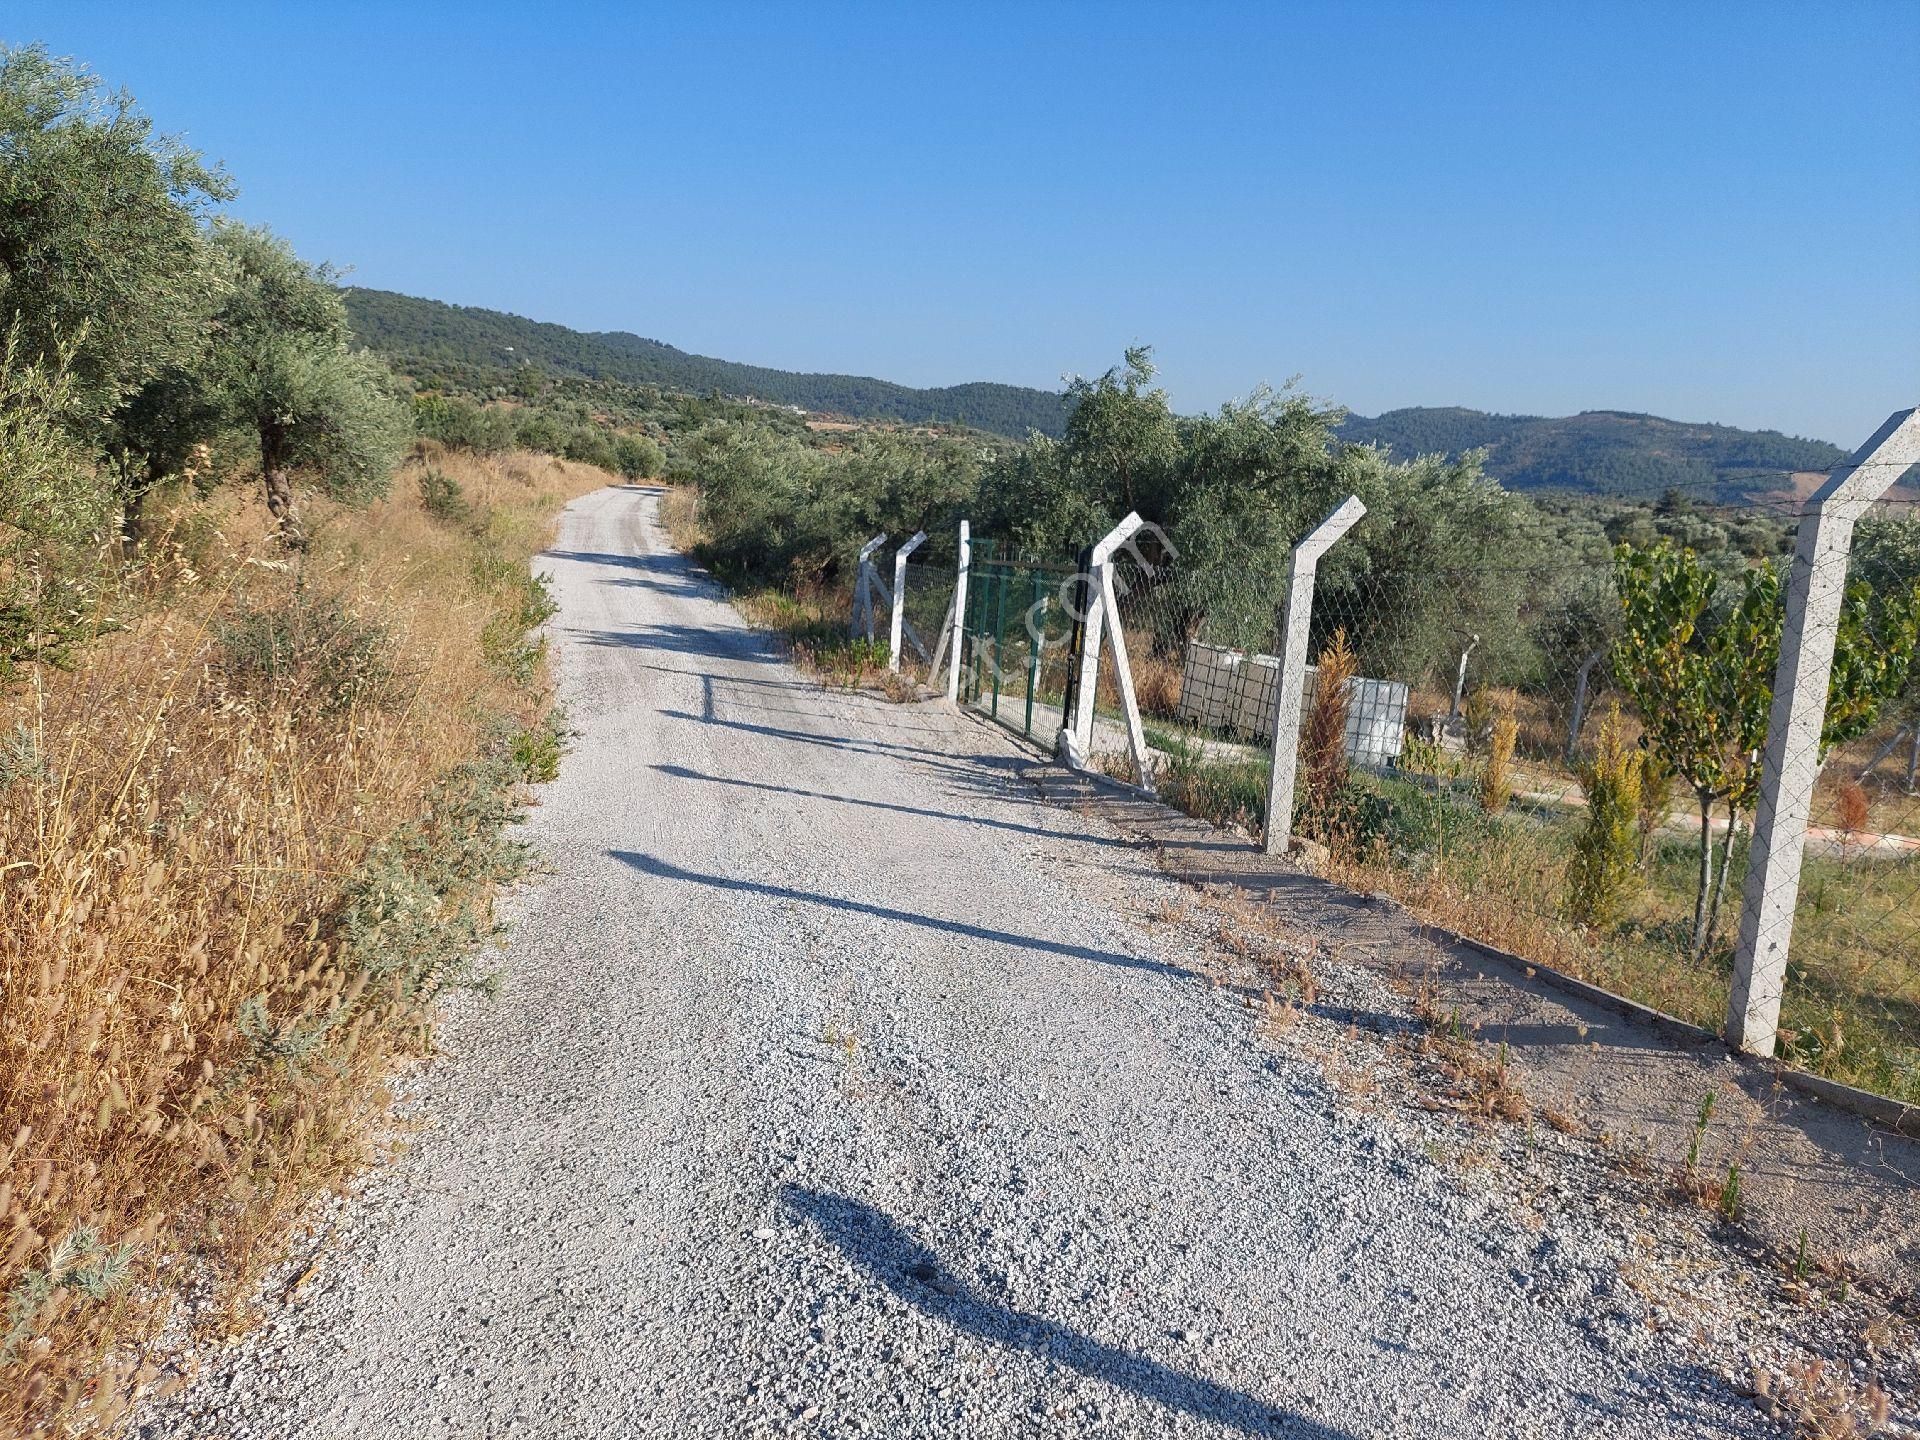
[
  {"left": 1263, "top": 495, "right": 1367, "bottom": 857},
  {"left": 1068, "top": 513, "right": 1146, "bottom": 754},
  {"left": 889, "top": 531, "right": 928, "bottom": 672},
  {"left": 1098, "top": 562, "right": 1153, "bottom": 792},
  {"left": 945, "top": 520, "right": 970, "bottom": 701},
  {"left": 852, "top": 533, "right": 887, "bottom": 641},
  {"left": 1726, "top": 408, "right": 1920, "bottom": 1057}
]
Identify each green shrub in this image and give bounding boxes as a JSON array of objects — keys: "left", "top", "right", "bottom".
[
  {"left": 332, "top": 744, "right": 531, "bottom": 1003},
  {"left": 562, "top": 424, "right": 620, "bottom": 471},
  {"left": 512, "top": 408, "right": 569, "bottom": 455},
  {"left": 417, "top": 466, "right": 473, "bottom": 526},
  {"left": 413, "top": 394, "right": 516, "bottom": 453},
  {"left": 613, "top": 432, "right": 664, "bottom": 481},
  {"left": 479, "top": 564, "right": 557, "bottom": 683},
  {"left": 510, "top": 709, "right": 568, "bottom": 782},
  {"left": 217, "top": 588, "right": 394, "bottom": 713}
]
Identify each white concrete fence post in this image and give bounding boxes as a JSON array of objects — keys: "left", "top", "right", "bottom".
[
  {"left": 851, "top": 533, "right": 887, "bottom": 642},
  {"left": 1263, "top": 495, "right": 1367, "bottom": 857},
  {"left": 945, "top": 520, "right": 971, "bottom": 701},
  {"left": 1066, "top": 512, "right": 1145, "bottom": 757},
  {"left": 888, "top": 530, "right": 928, "bottom": 672},
  {"left": 1096, "top": 550, "right": 1154, "bottom": 792},
  {"left": 1726, "top": 407, "right": 1920, "bottom": 1057}
]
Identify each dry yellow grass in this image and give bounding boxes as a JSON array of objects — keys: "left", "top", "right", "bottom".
[{"left": 0, "top": 446, "right": 610, "bottom": 1436}]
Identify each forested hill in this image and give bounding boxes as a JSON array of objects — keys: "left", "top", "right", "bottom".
[
  {"left": 343, "top": 288, "right": 1071, "bottom": 438},
  {"left": 1335, "top": 406, "right": 1851, "bottom": 501},
  {"left": 344, "top": 287, "right": 1866, "bottom": 497}
]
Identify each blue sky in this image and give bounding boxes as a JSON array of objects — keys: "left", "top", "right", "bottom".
[{"left": 10, "top": 1, "right": 1917, "bottom": 444}]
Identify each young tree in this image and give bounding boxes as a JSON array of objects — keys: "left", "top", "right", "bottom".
[
  {"left": 1612, "top": 541, "right": 1920, "bottom": 957},
  {"left": 1569, "top": 703, "right": 1644, "bottom": 928},
  {"left": 100, "top": 366, "right": 224, "bottom": 544},
  {"left": 206, "top": 224, "right": 407, "bottom": 545}
]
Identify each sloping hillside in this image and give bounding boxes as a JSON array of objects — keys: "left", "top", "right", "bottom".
[
  {"left": 1337, "top": 406, "right": 1853, "bottom": 501},
  {"left": 343, "top": 288, "right": 1071, "bottom": 439},
  {"left": 343, "top": 288, "right": 1885, "bottom": 500}
]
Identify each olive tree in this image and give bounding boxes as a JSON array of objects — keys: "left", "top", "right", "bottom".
[
  {"left": 613, "top": 432, "right": 665, "bottom": 481},
  {"left": 206, "top": 224, "right": 407, "bottom": 545},
  {"left": 0, "top": 45, "right": 231, "bottom": 413},
  {"left": 0, "top": 46, "right": 233, "bottom": 535}
]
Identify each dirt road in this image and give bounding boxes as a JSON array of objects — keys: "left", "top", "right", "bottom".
[{"left": 139, "top": 485, "right": 1791, "bottom": 1438}]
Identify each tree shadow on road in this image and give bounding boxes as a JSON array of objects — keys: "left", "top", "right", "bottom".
[
  {"left": 541, "top": 549, "right": 716, "bottom": 599},
  {"left": 780, "top": 1185, "right": 1354, "bottom": 1439},
  {"left": 609, "top": 851, "right": 1197, "bottom": 981},
  {"left": 649, "top": 763, "right": 1133, "bottom": 850}
]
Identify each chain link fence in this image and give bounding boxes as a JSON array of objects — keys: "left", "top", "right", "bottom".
[
  {"left": 888, "top": 551, "right": 957, "bottom": 691},
  {"left": 1074, "top": 533, "right": 1920, "bottom": 1107},
  {"left": 869, "top": 486, "right": 1917, "bottom": 1108}
]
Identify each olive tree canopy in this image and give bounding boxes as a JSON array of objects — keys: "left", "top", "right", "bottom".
[
  {"left": 0, "top": 44, "right": 231, "bottom": 420},
  {"left": 206, "top": 223, "right": 408, "bottom": 544}
]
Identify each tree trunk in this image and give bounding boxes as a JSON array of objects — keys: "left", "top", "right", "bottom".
[
  {"left": 119, "top": 489, "right": 146, "bottom": 555},
  {"left": 1690, "top": 792, "right": 1716, "bottom": 958},
  {"left": 1859, "top": 726, "right": 1908, "bottom": 783},
  {"left": 117, "top": 454, "right": 169, "bottom": 555},
  {"left": 1702, "top": 800, "right": 1739, "bottom": 949},
  {"left": 263, "top": 458, "right": 306, "bottom": 550},
  {"left": 1908, "top": 726, "right": 1919, "bottom": 796}
]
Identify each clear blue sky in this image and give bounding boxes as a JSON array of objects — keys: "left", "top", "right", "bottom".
[{"left": 11, "top": 1, "right": 1918, "bottom": 445}]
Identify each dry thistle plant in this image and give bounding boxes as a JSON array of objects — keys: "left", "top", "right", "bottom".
[
  {"left": 1478, "top": 700, "right": 1519, "bottom": 814},
  {"left": 1297, "top": 629, "right": 1356, "bottom": 845}
]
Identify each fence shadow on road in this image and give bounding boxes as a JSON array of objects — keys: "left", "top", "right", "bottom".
[
  {"left": 609, "top": 850, "right": 1197, "bottom": 982},
  {"left": 780, "top": 1184, "right": 1354, "bottom": 1439}
]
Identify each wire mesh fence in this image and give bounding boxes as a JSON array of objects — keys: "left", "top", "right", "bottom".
[
  {"left": 869, "top": 497, "right": 1918, "bottom": 1106},
  {"left": 889, "top": 554, "right": 957, "bottom": 690},
  {"left": 1748, "top": 531, "right": 1920, "bottom": 1104},
  {"left": 1076, "top": 535, "right": 1920, "bottom": 1106}
]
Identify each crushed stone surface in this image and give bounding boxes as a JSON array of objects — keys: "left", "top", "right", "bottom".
[{"left": 133, "top": 486, "right": 1916, "bottom": 1439}]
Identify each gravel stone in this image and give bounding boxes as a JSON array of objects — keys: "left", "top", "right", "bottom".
[{"left": 131, "top": 486, "right": 1915, "bottom": 1439}]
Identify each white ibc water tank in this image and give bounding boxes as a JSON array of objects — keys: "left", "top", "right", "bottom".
[{"left": 1178, "top": 642, "right": 1240, "bottom": 730}]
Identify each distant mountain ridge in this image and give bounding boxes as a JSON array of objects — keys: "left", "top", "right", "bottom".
[
  {"left": 342, "top": 288, "right": 1071, "bottom": 438},
  {"left": 1335, "top": 405, "right": 1851, "bottom": 502},
  {"left": 343, "top": 287, "right": 1871, "bottom": 499}
]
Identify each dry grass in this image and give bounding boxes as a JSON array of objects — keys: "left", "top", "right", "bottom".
[
  {"left": 0, "top": 447, "right": 610, "bottom": 1436},
  {"left": 655, "top": 482, "right": 703, "bottom": 554},
  {"left": 1750, "top": 1359, "right": 1891, "bottom": 1437},
  {"left": 1408, "top": 975, "right": 1531, "bottom": 1124}
]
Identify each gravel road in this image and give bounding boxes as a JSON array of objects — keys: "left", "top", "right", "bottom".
[{"left": 137, "top": 484, "right": 1797, "bottom": 1439}]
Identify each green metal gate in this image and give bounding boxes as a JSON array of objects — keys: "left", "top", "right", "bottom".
[{"left": 958, "top": 544, "right": 1081, "bottom": 744}]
